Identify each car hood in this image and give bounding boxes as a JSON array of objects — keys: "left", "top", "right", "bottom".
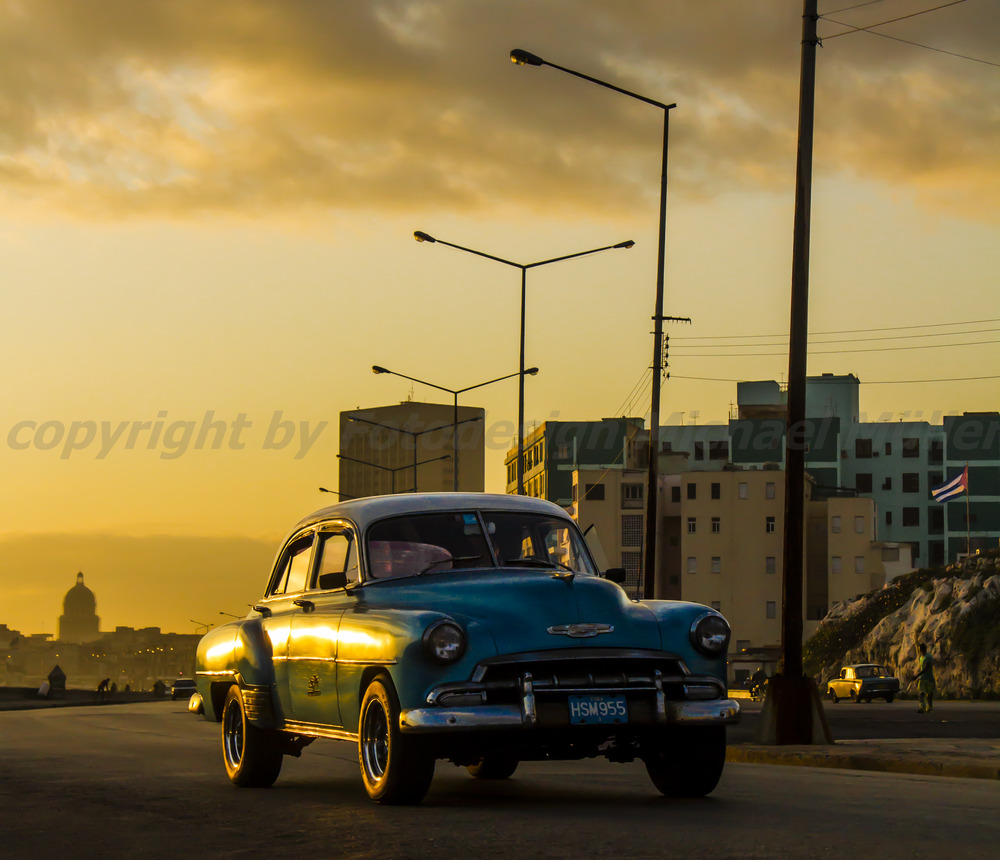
[{"left": 362, "top": 569, "right": 662, "bottom": 654}]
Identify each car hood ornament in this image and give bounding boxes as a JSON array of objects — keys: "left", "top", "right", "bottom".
[{"left": 547, "top": 623, "right": 614, "bottom": 639}]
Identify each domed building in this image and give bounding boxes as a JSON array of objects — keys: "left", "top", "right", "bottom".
[{"left": 58, "top": 572, "right": 101, "bottom": 643}]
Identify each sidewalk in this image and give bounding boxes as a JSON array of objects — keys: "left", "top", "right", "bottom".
[{"left": 727, "top": 737, "right": 1000, "bottom": 780}]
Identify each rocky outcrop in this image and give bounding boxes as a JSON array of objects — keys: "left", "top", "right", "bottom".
[{"left": 810, "top": 556, "right": 1000, "bottom": 698}]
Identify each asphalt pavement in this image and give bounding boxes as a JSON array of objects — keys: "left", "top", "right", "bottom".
[{"left": 4, "top": 687, "right": 999, "bottom": 781}]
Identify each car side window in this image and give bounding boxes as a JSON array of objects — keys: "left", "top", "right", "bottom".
[
  {"left": 313, "top": 531, "right": 359, "bottom": 590},
  {"left": 270, "top": 535, "right": 314, "bottom": 596}
]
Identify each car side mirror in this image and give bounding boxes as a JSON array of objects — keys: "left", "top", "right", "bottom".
[
  {"left": 604, "top": 568, "right": 627, "bottom": 584},
  {"left": 318, "top": 571, "right": 348, "bottom": 590}
]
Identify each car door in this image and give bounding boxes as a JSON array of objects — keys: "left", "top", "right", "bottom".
[
  {"left": 258, "top": 529, "right": 317, "bottom": 721},
  {"left": 287, "top": 523, "right": 360, "bottom": 729}
]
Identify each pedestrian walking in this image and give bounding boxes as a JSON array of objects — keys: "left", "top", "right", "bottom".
[{"left": 915, "top": 643, "right": 935, "bottom": 713}]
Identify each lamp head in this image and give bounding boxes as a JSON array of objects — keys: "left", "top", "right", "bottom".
[
  {"left": 525, "top": 367, "right": 540, "bottom": 376},
  {"left": 413, "top": 230, "right": 436, "bottom": 243},
  {"left": 510, "top": 49, "right": 544, "bottom": 66},
  {"left": 615, "top": 240, "right": 636, "bottom": 249},
  {"left": 372, "top": 365, "right": 390, "bottom": 374}
]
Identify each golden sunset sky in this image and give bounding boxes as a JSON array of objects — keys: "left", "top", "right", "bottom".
[{"left": 1, "top": 0, "right": 997, "bottom": 635}]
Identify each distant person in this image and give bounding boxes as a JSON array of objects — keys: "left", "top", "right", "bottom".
[
  {"left": 96, "top": 678, "right": 109, "bottom": 702},
  {"left": 124, "top": 683, "right": 131, "bottom": 692},
  {"left": 915, "top": 643, "right": 935, "bottom": 713}
]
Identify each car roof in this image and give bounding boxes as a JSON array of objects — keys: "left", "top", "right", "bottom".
[
  {"left": 845, "top": 663, "right": 885, "bottom": 669},
  {"left": 291, "top": 492, "right": 572, "bottom": 534}
]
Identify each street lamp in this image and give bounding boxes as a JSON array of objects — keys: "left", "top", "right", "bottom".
[
  {"left": 346, "top": 414, "right": 483, "bottom": 493},
  {"left": 336, "top": 452, "right": 451, "bottom": 495},
  {"left": 414, "top": 230, "right": 632, "bottom": 495},
  {"left": 373, "top": 364, "right": 538, "bottom": 492},
  {"left": 512, "top": 47, "right": 675, "bottom": 599},
  {"left": 219, "top": 611, "right": 242, "bottom": 619}
]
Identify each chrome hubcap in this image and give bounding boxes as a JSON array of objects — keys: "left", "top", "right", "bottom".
[
  {"left": 361, "top": 698, "right": 389, "bottom": 782},
  {"left": 223, "top": 698, "right": 244, "bottom": 769}
]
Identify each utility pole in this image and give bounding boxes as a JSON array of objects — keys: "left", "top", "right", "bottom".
[{"left": 763, "top": 0, "right": 831, "bottom": 746}]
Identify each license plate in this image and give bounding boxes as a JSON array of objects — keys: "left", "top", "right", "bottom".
[{"left": 568, "top": 694, "right": 628, "bottom": 725}]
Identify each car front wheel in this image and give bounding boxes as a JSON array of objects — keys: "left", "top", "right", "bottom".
[
  {"left": 643, "top": 726, "right": 726, "bottom": 798},
  {"left": 885, "top": 694, "right": 895, "bottom": 703},
  {"left": 221, "top": 685, "right": 283, "bottom": 787},
  {"left": 830, "top": 689, "right": 840, "bottom": 703},
  {"left": 358, "top": 675, "right": 435, "bottom": 805}
]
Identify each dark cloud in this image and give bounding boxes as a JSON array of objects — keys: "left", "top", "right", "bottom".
[{"left": 0, "top": 0, "right": 995, "bottom": 220}]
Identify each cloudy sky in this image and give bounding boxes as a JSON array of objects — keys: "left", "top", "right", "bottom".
[{"left": 1, "top": 0, "right": 997, "bottom": 636}]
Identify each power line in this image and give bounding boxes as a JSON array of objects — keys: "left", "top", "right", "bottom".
[
  {"left": 672, "top": 317, "right": 1000, "bottom": 341},
  {"left": 673, "top": 326, "right": 1000, "bottom": 347},
  {"left": 823, "top": 0, "right": 886, "bottom": 14},
  {"left": 823, "top": 20, "right": 1000, "bottom": 66},
  {"left": 672, "top": 373, "right": 1000, "bottom": 384},
  {"left": 673, "top": 338, "right": 998, "bottom": 356},
  {"left": 821, "top": 0, "right": 968, "bottom": 39}
]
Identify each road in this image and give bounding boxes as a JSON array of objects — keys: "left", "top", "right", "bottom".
[
  {"left": 730, "top": 697, "right": 1000, "bottom": 743},
  {"left": 2, "top": 702, "right": 999, "bottom": 860}
]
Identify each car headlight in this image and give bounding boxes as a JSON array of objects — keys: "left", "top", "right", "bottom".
[
  {"left": 422, "top": 620, "right": 466, "bottom": 664},
  {"left": 689, "top": 612, "right": 731, "bottom": 657}
]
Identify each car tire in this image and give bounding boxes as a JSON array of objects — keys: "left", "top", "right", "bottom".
[
  {"left": 643, "top": 726, "right": 726, "bottom": 798},
  {"left": 221, "top": 685, "right": 283, "bottom": 787},
  {"left": 830, "top": 690, "right": 839, "bottom": 704},
  {"left": 358, "top": 675, "right": 435, "bottom": 805},
  {"left": 467, "top": 754, "right": 519, "bottom": 780},
  {"left": 885, "top": 694, "right": 894, "bottom": 704}
]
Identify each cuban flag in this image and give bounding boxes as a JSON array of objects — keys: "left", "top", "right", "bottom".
[{"left": 931, "top": 466, "right": 968, "bottom": 503}]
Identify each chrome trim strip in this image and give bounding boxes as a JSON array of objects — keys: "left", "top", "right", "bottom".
[
  {"left": 335, "top": 658, "right": 398, "bottom": 665},
  {"left": 667, "top": 699, "right": 741, "bottom": 725},
  {"left": 272, "top": 656, "right": 396, "bottom": 666},
  {"left": 400, "top": 705, "right": 525, "bottom": 732},
  {"left": 522, "top": 671, "right": 537, "bottom": 727},
  {"left": 654, "top": 669, "right": 667, "bottom": 723},
  {"left": 196, "top": 670, "right": 236, "bottom": 678},
  {"left": 282, "top": 720, "right": 358, "bottom": 742}
]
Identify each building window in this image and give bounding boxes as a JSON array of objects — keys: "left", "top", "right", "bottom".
[
  {"left": 832, "top": 556, "right": 842, "bottom": 574},
  {"left": 929, "top": 439, "right": 943, "bottom": 465},
  {"left": 855, "top": 438, "right": 873, "bottom": 458},
  {"left": 711, "top": 601, "right": 721, "bottom": 611},
  {"left": 882, "top": 547, "right": 900, "bottom": 562},
  {"left": 556, "top": 445, "right": 570, "bottom": 459},
  {"left": 885, "top": 442, "right": 892, "bottom": 455},
  {"left": 709, "top": 441, "right": 729, "bottom": 461},
  {"left": 902, "top": 473, "right": 919, "bottom": 493},
  {"left": 766, "top": 601, "right": 777, "bottom": 619},
  {"left": 832, "top": 515, "right": 841, "bottom": 534},
  {"left": 855, "top": 556, "right": 865, "bottom": 574},
  {"left": 621, "top": 514, "right": 643, "bottom": 548},
  {"left": 766, "top": 516, "right": 776, "bottom": 533},
  {"left": 711, "top": 556, "right": 721, "bottom": 574},
  {"left": 885, "top": 510, "right": 892, "bottom": 526},
  {"left": 738, "top": 482, "right": 748, "bottom": 500},
  {"left": 856, "top": 473, "right": 873, "bottom": 493},
  {"left": 736, "top": 639, "right": 751, "bottom": 653},
  {"left": 687, "top": 517, "right": 697, "bottom": 534},
  {"left": 686, "top": 483, "right": 696, "bottom": 500},
  {"left": 902, "top": 507, "right": 920, "bottom": 527},
  {"left": 765, "top": 482, "right": 776, "bottom": 500},
  {"left": 902, "top": 438, "right": 919, "bottom": 458},
  {"left": 854, "top": 515, "right": 865, "bottom": 534},
  {"left": 711, "top": 482, "right": 721, "bottom": 500},
  {"left": 711, "top": 516, "right": 721, "bottom": 534},
  {"left": 621, "top": 551, "right": 642, "bottom": 593},
  {"left": 671, "top": 485, "right": 681, "bottom": 503},
  {"left": 766, "top": 556, "right": 776, "bottom": 574},
  {"left": 882, "top": 477, "right": 893, "bottom": 490},
  {"left": 584, "top": 483, "right": 605, "bottom": 501},
  {"left": 687, "top": 557, "right": 697, "bottom": 574},
  {"left": 694, "top": 442, "right": 704, "bottom": 460},
  {"left": 622, "top": 483, "right": 643, "bottom": 508}
]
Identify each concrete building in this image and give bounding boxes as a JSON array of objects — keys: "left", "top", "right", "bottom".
[
  {"left": 660, "top": 374, "right": 1000, "bottom": 567},
  {"left": 340, "top": 401, "right": 486, "bottom": 498}
]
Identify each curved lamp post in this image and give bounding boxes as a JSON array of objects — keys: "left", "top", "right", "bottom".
[
  {"left": 414, "top": 230, "right": 632, "bottom": 494},
  {"left": 372, "top": 365, "right": 538, "bottom": 492},
  {"left": 512, "top": 47, "right": 675, "bottom": 598}
]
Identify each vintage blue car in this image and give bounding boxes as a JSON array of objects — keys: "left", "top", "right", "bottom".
[{"left": 195, "top": 493, "right": 739, "bottom": 804}]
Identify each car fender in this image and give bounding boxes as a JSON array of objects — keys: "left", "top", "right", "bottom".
[
  {"left": 642, "top": 599, "right": 731, "bottom": 683},
  {"left": 195, "top": 619, "right": 276, "bottom": 722}
]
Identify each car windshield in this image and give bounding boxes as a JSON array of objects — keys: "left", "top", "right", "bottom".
[{"left": 365, "top": 510, "right": 597, "bottom": 580}]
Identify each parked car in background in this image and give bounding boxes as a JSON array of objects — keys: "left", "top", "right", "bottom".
[
  {"left": 170, "top": 678, "right": 197, "bottom": 701},
  {"left": 827, "top": 664, "right": 900, "bottom": 703},
  {"left": 195, "top": 493, "right": 740, "bottom": 804}
]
